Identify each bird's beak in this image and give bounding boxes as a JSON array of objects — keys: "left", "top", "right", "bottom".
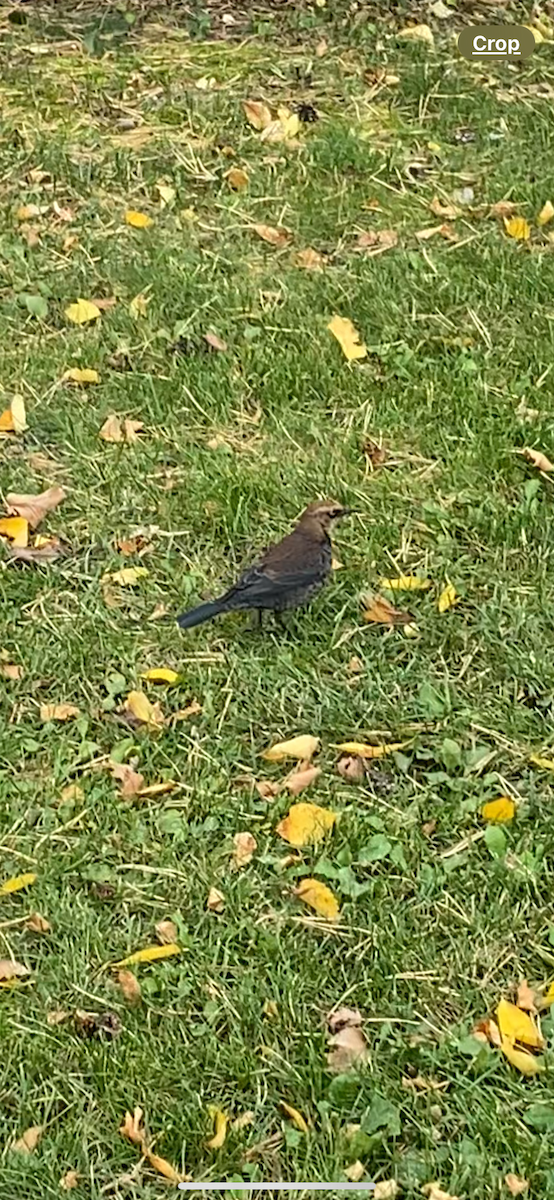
[{"left": 337, "top": 507, "right": 352, "bottom": 518}]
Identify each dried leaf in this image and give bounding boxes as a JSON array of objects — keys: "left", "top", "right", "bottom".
[
  {"left": 284, "top": 765, "right": 321, "bottom": 795},
  {"left": 155, "top": 919, "right": 178, "bottom": 945},
  {"left": 156, "top": 183, "right": 176, "bottom": 207},
  {"left": 334, "top": 740, "right": 406, "bottom": 759},
  {"left": 123, "top": 690, "right": 164, "bottom": 730},
  {"left": 232, "top": 831, "right": 257, "bottom": 868},
  {"left": 60, "top": 1170, "right": 80, "bottom": 1190},
  {"left": 64, "top": 298, "right": 101, "bottom": 324},
  {"left": 0, "top": 395, "right": 27, "bottom": 436},
  {"left": 538, "top": 981, "right": 554, "bottom": 1009},
  {"left": 345, "top": 1162, "right": 365, "bottom": 1183},
  {"left": 226, "top": 167, "right": 249, "bottom": 191},
  {"left": 170, "top": 701, "right": 202, "bottom": 723},
  {"left": 504, "top": 1176, "right": 528, "bottom": 1197},
  {"left": 204, "top": 331, "right": 228, "bottom": 352},
  {"left": 326, "top": 1007, "right": 369, "bottom": 1072},
  {"left": 516, "top": 980, "right": 537, "bottom": 1014},
  {"left": 0, "top": 958, "right": 28, "bottom": 980},
  {"left": 497, "top": 998, "right": 544, "bottom": 1048},
  {"left": 137, "top": 780, "right": 176, "bottom": 797},
  {"left": 481, "top": 797, "right": 515, "bottom": 823},
  {"left": 529, "top": 754, "right": 554, "bottom": 770},
  {"left": 438, "top": 583, "right": 459, "bottom": 613},
  {"left": 146, "top": 1151, "right": 183, "bottom": 1182},
  {"left": 16, "top": 203, "right": 42, "bottom": 221},
  {"left": 263, "top": 735, "right": 319, "bottom": 762},
  {"left": 9, "top": 537, "right": 66, "bottom": 563},
  {"left": 125, "top": 210, "right": 153, "bottom": 228},
  {"left": 232, "top": 1111, "right": 254, "bottom": 1130},
  {"left": 1, "top": 662, "right": 23, "bottom": 680},
  {"left": 398, "top": 23, "right": 435, "bottom": 45},
  {"left": 111, "top": 942, "right": 180, "bottom": 968},
  {"left": 337, "top": 755, "right": 366, "bottom": 781},
  {"left": 110, "top": 761, "right": 145, "bottom": 798},
  {"left": 0, "top": 517, "right": 29, "bottom": 547},
  {"left": 11, "top": 1125, "right": 44, "bottom": 1154},
  {"left": 295, "top": 247, "right": 325, "bottom": 270},
  {"left": 0, "top": 872, "right": 36, "bottom": 896},
  {"left": 260, "top": 108, "right": 301, "bottom": 144},
  {"left": 295, "top": 877, "right": 339, "bottom": 920},
  {"left": 356, "top": 228, "right": 398, "bottom": 254},
  {"left": 6, "top": 486, "right": 66, "bottom": 529},
  {"left": 363, "top": 594, "right": 412, "bottom": 625},
  {"left": 40, "top": 703, "right": 80, "bottom": 722},
  {"left": 429, "top": 196, "right": 461, "bottom": 220},
  {"left": 363, "top": 439, "right": 388, "bottom": 468},
  {"left": 243, "top": 100, "right": 273, "bottom": 130},
  {"left": 276, "top": 802, "right": 336, "bottom": 847},
  {"left": 253, "top": 223, "right": 292, "bottom": 247},
  {"left": 490, "top": 200, "right": 518, "bottom": 219},
  {"left": 327, "top": 314, "right": 367, "bottom": 361},
  {"left": 380, "top": 575, "right": 431, "bottom": 591},
  {"left": 58, "top": 784, "right": 83, "bottom": 805},
  {"left": 119, "top": 1108, "right": 183, "bottom": 1183},
  {"left": 422, "top": 1186, "right": 459, "bottom": 1200},
  {"left": 207, "top": 887, "right": 225, "bottom": 913},
  {"left": 415, "top": 224, "right": 450, "bottom": 241},
  {"left": 129, "top": 291, "right": 149, "bottom": 318},
  {"left": 374, "top": 1183, "right": 399, "bottom": 1200},
  {"left": 520, "top": 446, "right": 554, "bottom": 472},
  {"left": 99, "top": 415, "right": 143, "bottom": 443},
  {"left": 500, "top": 1037, "right": 544, "bottom": 1075},
  {"left": 538, "top": 201, "right": 554, "bottom": 227},
  {"left": 206, "top": 1106, "right": 228, "bottom": 1150},
  {"left": 280, "top": 1101, "right": 309, "bottom": 1132},
  {"left": 26, "top": 912, "right": 50, "bottom": 933},
  {"left": 116, "top": 969, "right": 142, "bottom": 1005},
  {"left": 63, "top": 368, "right": 99, "bottom": 384},
  {"left": 103, "top": 567, "right": 149, "bottom": 586},
  {"left": 504, "top": 216, "right": 530, "bottom": 240}
]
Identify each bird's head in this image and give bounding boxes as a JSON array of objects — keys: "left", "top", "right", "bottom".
[{"left": 300, "top": 498, "right": 351, "bottom": 533}]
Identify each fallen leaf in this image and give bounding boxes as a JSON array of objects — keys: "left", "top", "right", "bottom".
[
  {"left": 207, "top": 887, "right": 225, "bottom": 913},
  {"left": 490, "top": 200, "right": 518, "bottom": 219},
  {"left": 16, "top": 203, "right": 42, "bottom": 221},
  {"left": 129, "top": 291, "right": 149, "bottom": 319},
  {"left": 398, "top": 23, "right": 434, "bottom": 45},
  {"left": 345, "top": 1162, "right": 365, "bottom": 1183},
  {"left": 123, "top": 690, "right": 164, "bottom": 730},
  {"left": 40, "top": 703, "right": 80, "bottom": 721},
  {"left": 415, "top": 224, "right": 451, "bottom": 241},
  {"left": 500, "top": 1036, "right": 544, "bottom": 1075},
  {"left": 516, "top": 980, "right": 537, "bottom": 1014},
  {"left": 155, "top": 919, "right": 178, "bottom": 945},
  {"left": 125, "top": 210, "right": 153, "bottom": 228},
  {"left": 0, "top": 958, "right": 29, "bottom": 984},
  {"left": 232, "top": 1111, "right": 254, "bottom": 1130},
  {"left": 421, "top": 1186, "right": 459, "bottom": 1200},
  {"left": 295, "top": 247, "right": 325, "bottom": 270},
  {"left": 0, "top": 872, "right": 36, "bottom": 896},
  {"left": 110, "top": 761, "right": 145, "bottom": 798},
  {"left": 327, "top": 1007, "right": 369, "bottom": 1071},
  {"left": 63, "top": 368, "right": 99, "bottom": 384},
  {"left": 429, "top": 196, "right": 461, "bottom": 220},
  {"left": 337, "top": 755, "right": 366, "bottom": 781},
  {"left": 47, "top": 1009, "right": 70, "bottom": 1025},
  {"left": 137, "top": 780, "right": 176, "bottom": 798},
  {"left": 504, "top": 1176, "right": 528, "bottom": 1197},
  {"left": 99, "top": 415, "right": 144, "bottom": 443},
  {"left": 260, "top": 108, "right": 301, "bottom": 144},
  {"left": 0, "top": 395, "right": 27, "bottom": 436},
  {"left": 243, "top": 99, "right": 273, "bottom": 130},
  {"left": 64, "top": 298, "right": 101, "bottom": 324},
  {"left": 170, "top": 701, "right": 202, "bottom": 723},
  {"left": 1, "top": 662, "right": 23, "bottom": 680},
  {"left": 226, "top": 167, "right": 249, "bottom": 190},
  {"left": 8, "top": 537, "right": 66, "bottom": 563},
  {"left": 280, "top": 1101, "right": 309, "bottom": 1132},
  {"left": 276, "top": 802, "right": 336, "bottom": 847},
  {"left": 402, "top": 1075, "right": 447, "bottom": 1092},
  {"left": 116, "top": 969, "right": 142, "bottom": 1005},
  {"left": 334, "top": 740, "right": 407, "bottom": 758},
  {"left": 146, "top": 1152, "right": 184, "bottom": 1182},
  {"left": 5, "top": 486, "right": 66, "bottom": 529},
  {"left": 0, "top": 517, "right": 29, "bottom": 547},
  {"left": 538, "top": 200, "right": 554, "bottom": 227},
  {"left": 363, "top": 438, "right": 388, "bottom": 469},
  {"left": 60, "top": 1170, "right": 80, "bottom": 1190},
  {"left": 284, "top": 765, "right": 321, "bottom": 795},
  {"left": 538, "top": 981, "right": 554, "bottom": 1009},
  {"left": 58, "top": 784, "right": 84, "bottom": 805},
  {"left": 263, "top": 734, "right": 319, "bottom": 762},
  {"left": 374, "top": 1183, "right": 399, "bottom": 1200},
  {"left": 327, "top": 314, "right": 367, "bottom": 361},
  {"left": 363, "top": 594, "right": 412, "bottom": 625},
  {"left": 11, "top": 1125, "right": 44, "bottom": 1154},
  {"left": 481, "top": 797, "right": 515, "bottom": 823},
  {"left": 103, "top": 566, "right": 149, "bottom": 586},
  {"left": 473, "top": 1017, "right": 502, "bottom": 1047},
  {"left": 141, "top": 667, "right": 180, "bottom": 686},
  {"left": 356, "top": 228, "right": 398, "bottom": 255},
  {"left": 26, "top": 912, "right": 50, "bottom": 933},
  {"left": 315, "top": 38, "right": 328, "bottom": 56},
  {"left": 530, "top": 754, "right": 554, "bottom": 769},
  {"left": 497, "top": 998, "right": 544, "bottom": 1049},
  {"left": 295, "top": 877, "right": 339, "bottom": 920},
  {"left": 204, "top": 331, "right": 228, "bottom": 352},
  {"left": 437, "top": 583, "right": 458, "bottom": 613},
  {"left": 253, "top": 223, "right": 292, "bottom": 247},
  {"left": 119, "top": 1108, "right": 183, "bottom": 1183},
  {"left": 156, "top": 183, "right": 176, "bottom": 207},
  {"left": 380, "top": 575, "right": 431, "bottom": 591},
  {"left": 504, "top": 216, "right": 530, "bottom": 240},
  {"left": 206, "top": 1106, "right": 228, "bottom": 1150},
  {"left": 111, "top": 942, "right": 180, "bottom": 968},
  {"left": 520, "top": 446, "right": 554, "bottom": 472},
  {"left": 232, "top": 831, "right": 257, "bottom": 868}
]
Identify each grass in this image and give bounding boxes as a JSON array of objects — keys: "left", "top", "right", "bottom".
[{"left": 1, "top": 1, "right": 554, "bottom": 1196}]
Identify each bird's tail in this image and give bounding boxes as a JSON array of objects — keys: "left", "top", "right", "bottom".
[{"left": 177, "top": 599, "right": 226, "bottom": 630}]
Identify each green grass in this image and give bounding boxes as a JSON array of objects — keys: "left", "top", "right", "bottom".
[{"left": 2, "top": 3, "right": 554, "bottom": 1196}]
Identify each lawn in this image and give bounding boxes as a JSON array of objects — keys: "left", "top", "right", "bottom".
[{"left": 1, "top": 2, "right": 554, "bottom": 1197}]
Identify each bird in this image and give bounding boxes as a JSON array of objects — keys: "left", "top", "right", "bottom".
[{"left": 177, "top": 499, "right": 350, "bottom": 631}]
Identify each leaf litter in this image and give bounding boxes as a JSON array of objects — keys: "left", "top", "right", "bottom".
[{"left": 119, "top": 1107, "right": 185, "bottom": 1183}]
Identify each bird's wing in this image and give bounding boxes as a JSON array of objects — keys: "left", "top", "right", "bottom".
[{"left": 221, "top": 562, "right": 321, "bottom": 605}]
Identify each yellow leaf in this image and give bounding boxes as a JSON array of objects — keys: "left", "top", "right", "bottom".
[
  {"left": 504, "top": 1174, "right": 529, "bottom": 1197},
  {"left": 504, "top": 216, "right": 530, "bottom": 241},
  {"left": 398, "top": 23, "right": 434, "bottom": 45},
  {"left": 141, "top": 667, "right": 180, "bottom": 685},
  {"left": 226, "top": 167, "right": 249, "bottom": 191},
  {"left": 40, "top": 703, "right": 80, "bottom": 721},
  {"left": 60, "top": 1170, "right": 81, "bottom": 1190},
  {"left": 380, "top": 575, "right": 431, "bottom": 591},
  {"left": 520, "top": 446, "right": 554, "bottom": 472},
  {"left": 280, "top": 1101, "right": 309, "bottom": 1132},
  {"left": 125, "top": 210, "right": 154, "bottom": 228},
  {"left": 363, "top": 594, "right": 412, "bottom": 625},
  {"left": 295, "top": 877, "right": 339, "bottom": 920},
  {"left": 64, "top": 298, "right": 101, "bottom": 324},
  {"left": 124, "top": 690, "right": 165, "bottom": 729},
  {"left": 0, "top": 517, "right": 29, "bottom": 547},
  {"left": 538, "top": 200, "right": 554, "bottom": 226},
  {"left": 530, "top": 754, "right": 554, "bottom": 770},
  {"left": 263, "top": 734, "right": 319, "bottom": 762},
  {"left": 63, "top": 368, "right": 99, "bottom": 384},
  {"left": 539, "top": 981, "right": 554, "bottom": 1008},
  {"left": 276, "top": 802, "right": 336, "bottom": 847},
  {"left": 11, "top": 1125, "right": 44, "bottom": 1154},
  {"left": 206, "top": 1106, "right": 228, "bottom": 1150},
  {"left": 156, "top": 183, "right": 176, "bottom": 207},
  {"left": 327, "top": 314, "right": 367, "bottom": 361},
  {"left": 295, "top": 247, "right": 325, "bottom": 270},
  {"left": 232, "top": 831, "right": 257, "bottom": 868},
  {"left": 278, "top": 108, "right": 301, "bottom": 139},
  {"left": 16, "top": 203, "right": 41, "bottom": 221},
  {"left": 438, "top": 582, "right": 459, "bottom": 613},
  {"left": 481, "top": 797, "right": 515, "bottom": 823},
  {"left": 111, "top": 942, "right": 180, "bottom": 968},
  {"left": 374, "top": 1183, "right": 399, "bottom": 1200},
  {"left": 333, "top": 741, "right": 408, "bottom": 758},
  {"left": 129, "top": 291, "right": 150, "bottom": 318},
  {"left": 0, "top": 872, "right": 36, "bottom": 896},
  {"left": 146, "top": 1152, "right": 183, "bottom": 1182},
  {"left": 500, "top": 1036, "right": 544, "bottom": 1075},
  {"left": 102, "top": 567, "right": 149, "bottom": 586},
  {"left": 243, "top": 99, "right": 273, "bottom": 130},
  {"left": 496, "top": 999, "right": 544, "bottom": 1048},
  {"left": 523, "top": 24, "right": 544, "bottom": 43},
  {"left": 253, "top": 223, "right": 292, "bottom": 247},
  {"left": 345, "top": 1162, "right": 365, "bottom": 1183},
  {"left": 11, "top": 395, "right": 27, "bottom": 433},
  {"left": 421, "top": 1186, "right": 458, "bottom": 1200}
]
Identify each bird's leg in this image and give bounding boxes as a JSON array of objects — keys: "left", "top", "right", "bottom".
[
  {"left": 274, "top": 610, "right": 288, "bottom": 631},
  {"left": 245, "top": 608, "right": 264, "bottom": 634}
]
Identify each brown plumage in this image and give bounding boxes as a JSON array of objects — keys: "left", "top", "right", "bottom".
[{"left": 177, "top": 499, "right": 350, "bottom": 630}]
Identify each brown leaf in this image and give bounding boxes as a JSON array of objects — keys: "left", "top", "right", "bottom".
[
  {"left": 255, "top": 778, "right": 281, "bottom": 799},
  {"left": 207, "top": 887, "right": 225, "bottom": 913},
  {"left": 99, "top": 415, "right": 144, "bottom": 444},
  {"left": 363, "top": 439, "right": 388, "bottom": 469},
  {"left": 421, "top": 1186, "right": 459, "bottom": 1200},
  {"left": 60, "top": 1170, "right": 80, "bottom": 1191},
  {"left": 232, "top": 831, "right": 257, "bottom": 868},
  {"left": 356, "top": 228, "right": 398, "bottom": 254},
  {"left": 204, "top": 331, "right": 228, "bottom": 352},
  {"left": 116, "top": 969, "right": 142, "bottom": 1005},
  {"left": 26, "top": 912, "right": 51, "bottom": 933},
  {"left": 253, "top": 223, "right": 292, "bottom": 247},
  {"left": 40, "top": 703, "right": 80, "bottom": 722},
  {"left": 519, "top": 446, "right": 554, "bottom": 472},
  {"left": 337, "top": 755, "right": 366, "bottom": 782},
  {"left": 489, "top": 200, "right": 518, "bottom": 219},
  {"left": 402, "top": 1074, "right": 447, "bottom": 1093},
  {"left": 119, "top": 1107, "right": 145, "bottom": 1147},
  {"left": 243, "top": 99, "right": 273, "bottom": 130},
  {"left": 284, "top": 765, "right": 321, "bottom": 795},
  {"left": 295, "top": 247, "right": 325, "bottom": 270},
  {"left": 326, "top": 1007, "right": 369, "bottom": 1072},
  {"left": 5, "top": 486, "right": 66, "bottom": 529},
  {"left": 1, "top": 663, "right": 23, "bottom": 680},
  {"left": 516, "top": 979, "right": 537, "bottom": 1013},
  {"left": 110, "top": 760, "right": 145, "bottom": 798},
  {"left": 155, "top": 919, "right": 178, "bottom": 944},
  {"left": 8, "top": 537, "right": 67, "bottom": 563},
  {"left": 429, "top": 196, "right": 461, "bottom": 219},
  {"left": 344, "top": 1162, "right": 365, "bottom": 1183},
  {"left": 363, "top": 594, "right": 412, "bottom": 625},
  {"left": 11, "top": 1125, "right": 44, "bottom": 1154},
  {"left": 226, "top": 167, "right": 249, "bottom": 191},
  {"left": 504, "top": 1175, "right": 529, "bottom": 1196}
]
